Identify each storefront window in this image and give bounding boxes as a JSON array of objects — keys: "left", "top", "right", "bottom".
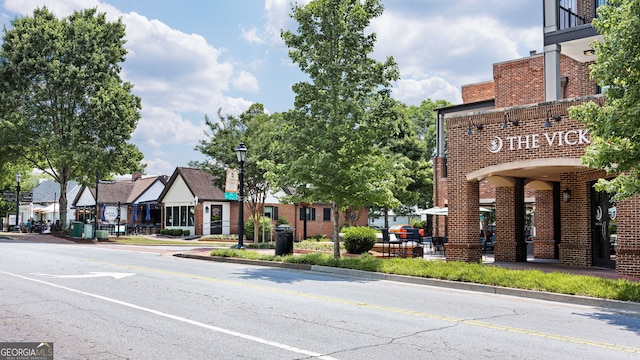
[{"left": 188, "top": 206, "right": 195, "bottom": 226}]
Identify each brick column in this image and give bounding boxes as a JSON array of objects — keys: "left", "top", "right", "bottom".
[
  {"left": 446, "top": 179, "right": 482, "bottom": 263},
  {"left": 494, "top": 178, "right": 526, "bottom": 262},
  {"left": 615, "top": 196, "right": 640, "bottom": 278},
  {"left": 533, "top": 189, "right": 555, "bottom": 259},
  {"left": 558, "top": 173, "right": 591, "bottom": 266}
]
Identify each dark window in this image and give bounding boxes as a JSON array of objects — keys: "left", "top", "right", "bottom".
[
  {"left": 264, "top": 206, "right": 279, "bottom": 220},
  {"left": 299, "top": 207, "right": 316, "bottom": 221},
  {"left": 323, "top": 208, "right": 331, "bottom": 221},
  {"left": 188, "top": 206, "right": 195, "bottom": 226},
  {"left": 166, "top": 207, "right": 172, "bottom": 226}
]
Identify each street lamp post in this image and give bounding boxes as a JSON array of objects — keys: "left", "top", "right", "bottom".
[
  {"left": 235, "top": 142, "right": 248, "bottom": 249},
  {"left": 15, "top": 172, "right": 22, "bottom": 231}
]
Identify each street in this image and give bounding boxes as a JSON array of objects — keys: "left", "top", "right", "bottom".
[{"left": 1, "top": 240, "right": 639, "bottom": 359}]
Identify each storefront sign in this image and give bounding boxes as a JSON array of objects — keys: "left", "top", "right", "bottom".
[{"left": 488, "top": 129, "right": 590, "bottom": 153}]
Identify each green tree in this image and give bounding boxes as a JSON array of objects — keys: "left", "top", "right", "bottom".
[
  {"left": 274, "top": 0, "right": 404, "bottom": 258},
  {"left": 192, "top": 104, "right": 273, "bottom": 241},
  {"left": 0, "top": 7, "right": 143, "bottom": 228},
  {"left": 569, "top": 0, "right": 640, "bottom": 199},
  {"left": 390, "top": 99, "right": 451, "bottom": 213}
]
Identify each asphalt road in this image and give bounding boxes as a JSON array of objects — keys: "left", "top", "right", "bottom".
[{"left": 1, "top": 240, "right": 639, "bottom": 359}]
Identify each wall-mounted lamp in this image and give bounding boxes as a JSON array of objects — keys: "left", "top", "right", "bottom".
[
  {"left": 562, "top": 188, "right": 571, "bottom": 203},
  {"left": 544, "top": 109, "right": 562, "bottom": 128},
  {"left": 502, "top": 112, "right": 519, "bottom": 128},
  {"left": 466, "top": 121, "right": 483, "bottom": 135},
  {"left": 583, "top": 49, "right": 595, "bottom": 56},
  {"left": 205, "top": 205, "right": 209, "bottom": 213}
]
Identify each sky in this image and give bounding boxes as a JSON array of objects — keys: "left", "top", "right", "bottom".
[{"left": 0, "top": 0, "right": 542, "bottom": 177}]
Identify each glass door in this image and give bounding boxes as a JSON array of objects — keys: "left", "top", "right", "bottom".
[
  {"left": 591, "top": 184, "right": 616, "bottom": 268},
  {"left": 210, "top": 205, "right": 222, "bottom": 235}
]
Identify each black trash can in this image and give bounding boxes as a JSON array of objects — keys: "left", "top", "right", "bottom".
[{"left": 275, "top": 225, "right": 294, "bottom": 256}]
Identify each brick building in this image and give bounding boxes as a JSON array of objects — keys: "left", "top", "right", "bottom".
[
  {"left": 158, "top": 167, "right": 367, "bottom": 241},
  {"left": 434, "top": 0, "right": 640, "bottom": 277}
]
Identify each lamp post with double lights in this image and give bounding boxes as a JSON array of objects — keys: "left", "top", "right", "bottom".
[
  {"left": 235, "top": 142, "right": 248, "bottom": 249},
  {"left": 15, "top": 172, "right": 22, "bottom": 231}
]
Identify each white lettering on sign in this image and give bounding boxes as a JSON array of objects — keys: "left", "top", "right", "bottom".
[{"left": 488, "top": 129, "right": 590, "bottom": 153}]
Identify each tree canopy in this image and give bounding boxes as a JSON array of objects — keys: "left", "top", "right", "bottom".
[
  {"left": 0, "top": 7, "right": 144, "bottom": 227},
  {"left": 192, "top": 104, "right": 274, "bottom": 239},
  {"left": 569, "top": 0, "right": 640, "bottom": 199},
  {"left": 274, "top": 0, "right": 404, "bottom": 257}
]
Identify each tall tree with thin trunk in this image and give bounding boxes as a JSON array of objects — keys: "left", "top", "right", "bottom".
[
  {"left": 275, "top": 0, "right": 404, "bottom": 258},
  {"left": 192, "top": 104, "right": 273, "bottom": 240},
  {"left": 0, "top": 7, "right": 144, "bottom": 228}
]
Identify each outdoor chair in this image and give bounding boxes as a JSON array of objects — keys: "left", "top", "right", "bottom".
[{"left": 382, "top": 228, "right": 403, "bottom": 258}]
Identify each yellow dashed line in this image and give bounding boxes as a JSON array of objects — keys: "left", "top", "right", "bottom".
[{"left": 92, "top": 260, "right": 640, "bottom": 354}]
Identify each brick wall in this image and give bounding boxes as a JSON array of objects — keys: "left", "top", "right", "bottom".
[
  {"left": 493, "top": 55, "right": 596, "bottom": 108},
  {"left": 444, "top": 97, "right": 606, "bottom": 264},
  {"left": 462, "top": 81, "right": 495, "bottom": 103},
  {"left": 615, "top": 196, "right": 640, "bottom": 277},
  {"left": 230, "top": 202, "right": 367, "bottom": 241}
]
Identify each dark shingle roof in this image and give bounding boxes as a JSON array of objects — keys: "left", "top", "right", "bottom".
[{"left": 158, "top": 167, "right": 225, "bottom": 202}]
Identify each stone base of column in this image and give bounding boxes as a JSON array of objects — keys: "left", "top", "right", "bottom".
[
  {"left": 445, "top": 243, "right": 482, "bottom": 263},
  {"left": 559, "top": 243, "right": 591, "bottom": 267},
  {"left": 616, "top": 247, "right": 640, "bottom": 278},
  {"left": 533, "top": 239, "right": 555, "bottom": 259}
]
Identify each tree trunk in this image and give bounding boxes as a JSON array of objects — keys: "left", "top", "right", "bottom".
[{"left": 332, "top": 202, "right": 340, "bottom": 259}]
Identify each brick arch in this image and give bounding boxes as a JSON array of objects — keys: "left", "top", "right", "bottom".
[{"left": 466, "top": 158, "right": 586, "bottom": 183}]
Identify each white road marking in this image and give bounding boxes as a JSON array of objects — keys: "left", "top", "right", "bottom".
[
  {"left": 31, "top": 272, "right": 135, "bottom": 279},
  {"left": 2, "top": 271, "right": 339, "bottom": 360}
]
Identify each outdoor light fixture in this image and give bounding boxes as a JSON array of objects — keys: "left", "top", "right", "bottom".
[
  {"left": 205, "top": 205, "right": 209, "bottom": 213},
  {"left": 544, "top": 109, "right": 562, "bottom": 128},
  {"left": 15, "top": 171, "right": 22, "bottom": 230},
  {"left": 235, "top": 142, "right": 248, "bottom": 249},
  {"left": 502, "top": 112, "right": 510, "bottom": 129},
  {"left": 583, "top": 49, "right": 595, "bottom": 56},
  {"left": 466, "top": 121, "right": 483, "bottom": 135},
  {"left": 563, "top": 188, "right": 571, "bottom": 203}
]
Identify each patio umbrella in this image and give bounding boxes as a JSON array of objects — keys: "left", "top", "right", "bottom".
[
  {"left": 145, "top": 203, "right": 151, "bottom": 222},
  {"left": 101, "top": 204, "right": 106, "bottom": 221},
  {"left": 132, "top": 203, "right": 138, "bottom": 223}
]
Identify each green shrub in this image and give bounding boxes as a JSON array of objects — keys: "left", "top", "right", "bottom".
[
  {"left": 412, "top": 220, "right": 426, "bottom": 230},
  {"left": 245, "top": 216, "right": 273, "bottom": 242},
  {"left": 183, "top": 229, "right": 190, "bottom": 236},
  {"left": 165, "top": 228, "right": 183, "bottom": 236},
  {"left": 96, "top": 230, "right": 109, "bottom": 240},
  {"left": 343, "top": 226, "right": 376, "bottom": 254},
  {"left": 276, "top": 217, "right": 289, "bottom": 226}
]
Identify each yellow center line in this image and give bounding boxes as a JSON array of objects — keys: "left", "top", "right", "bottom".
[{"left": 92, "top": 260, "right": 640, "bottom": 354}]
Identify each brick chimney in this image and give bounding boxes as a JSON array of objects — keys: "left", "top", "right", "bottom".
[{"left": 132, "top": 172, "right": 142, "bottom": 182}]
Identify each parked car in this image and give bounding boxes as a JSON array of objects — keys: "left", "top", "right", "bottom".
[{"left": 389, "top": 224, "right": 425, "bottom": 239}]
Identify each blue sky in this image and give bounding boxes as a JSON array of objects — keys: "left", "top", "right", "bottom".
[{"left": 1, "top": 0, "right": 541, "bottom": 176}]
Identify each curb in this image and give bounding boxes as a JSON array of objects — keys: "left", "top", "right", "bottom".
[{"left": 173, "top": 253, "right": 640, "bottom": 312}]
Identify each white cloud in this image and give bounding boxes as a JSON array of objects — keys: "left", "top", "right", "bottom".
[
  {"left": 142, "top": 157, "right": 175, "bottom": 177},
  {"left": 394, "top": 77, "right": 461, "bottom": 105},
  {"left": 241, "top": 26, "right": 265, "bottom": 44},
  {"left": 233, "top": 71, "right": 259, "bottom": 92}
]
